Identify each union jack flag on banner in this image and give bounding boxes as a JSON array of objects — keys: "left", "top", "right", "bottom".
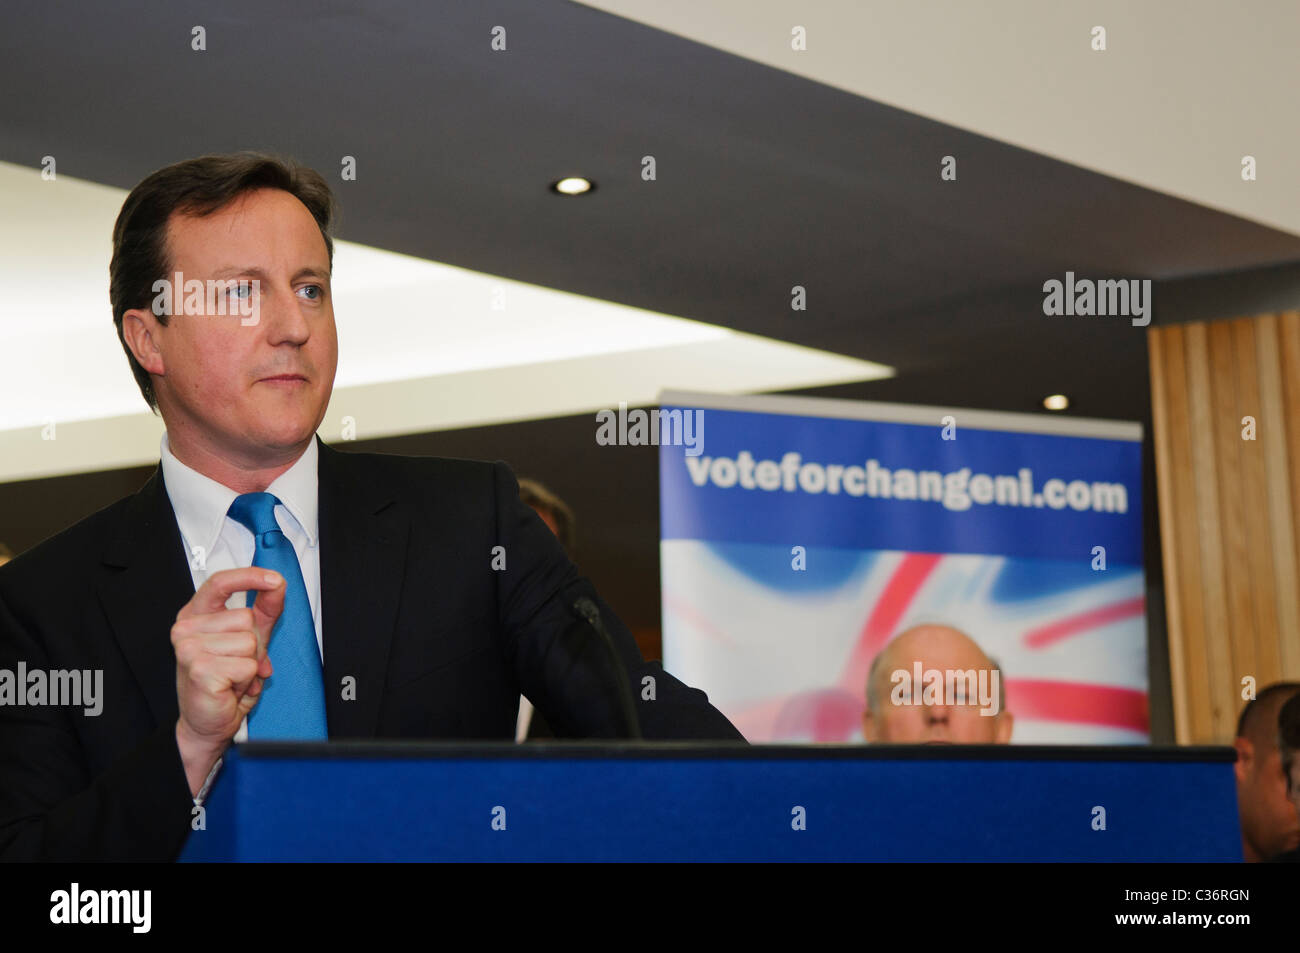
[{"left": 659, "top": 390, "right": 1147, "bottom": 744}]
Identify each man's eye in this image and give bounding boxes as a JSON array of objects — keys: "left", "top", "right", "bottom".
[
  {"left": 228, "top": 282, "right": 253, "bottom": 299},
  {"left": 297, "top": 285, "right": 322, "bottom": 300}
]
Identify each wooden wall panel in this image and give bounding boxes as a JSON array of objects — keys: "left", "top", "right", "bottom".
[
  {"left": 1149, "top": 328, "right": 1194, "bottom": 742},
  {"left": 1240, "top": 318, "right": 1281, "bottom": 682},
  {"left": 1150, "top": 312, "right": 1300, "bottom": 743},
  {"left": 1281, "top": 313, "right": 1300, "bottom": 678}
]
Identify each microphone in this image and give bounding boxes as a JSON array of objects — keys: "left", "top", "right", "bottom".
[{"left": 552, "top": 592, "right": 642, "bottom": 740}]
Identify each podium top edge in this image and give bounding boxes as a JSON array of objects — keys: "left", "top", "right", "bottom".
[{"left": 230, "top": 742, "right": 1236, "bottom": 764}]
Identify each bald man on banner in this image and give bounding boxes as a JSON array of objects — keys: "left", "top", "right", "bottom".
[{"left": 863, "top": 624, "right": 1014, "bottom": 744}]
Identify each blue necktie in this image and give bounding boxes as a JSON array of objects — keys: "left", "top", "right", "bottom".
[{"left": 227, "top": 492, "right": 328, "bottom": 740}]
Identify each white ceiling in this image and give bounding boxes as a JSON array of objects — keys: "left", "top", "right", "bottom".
[{"left": 582, "top": 0, "right": 1300, "bottom": 237}]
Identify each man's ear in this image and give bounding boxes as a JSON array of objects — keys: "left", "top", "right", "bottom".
[
  {"left": 862, "top": 708, "right": 877, "bottom": 742},
  {"left": 994, "top": 710, "right": 1014, "bottom": 743},
  {"left": 1233, "top": 737, "right": 1253, "bottom": 784},
  {"left": 121, "top": 307, "right": 166, "bottom": 377}
]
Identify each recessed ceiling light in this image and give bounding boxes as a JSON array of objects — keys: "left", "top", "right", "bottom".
[
  {"left": 551, "top": 176, "right": 594, "bottom": 195},
  {"left": 1042, "top": 394, "right": 1070, "bottom": 411}
]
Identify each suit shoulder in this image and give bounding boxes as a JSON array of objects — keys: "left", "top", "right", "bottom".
[
  {"left": 324, "top": 446, "right": 508, "bottom": 497},
  {"left": 0, "top": 492, "right": 138, "bottom": 594}
]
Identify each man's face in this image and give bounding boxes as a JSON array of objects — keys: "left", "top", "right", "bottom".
[
  {"left": 1289, "top": 758, "right": 1300, "bottom": 824},
  {"left": 1238, "top": 739, "right": 1300, "bottom": 860},
  {"left": 864, "top": 626, "right": 1012, "bottom": 744},
  {"left": 530, "top": 505, "right": 560, "bottom": 539},
  {"left": 134, "top": 187, "right": 337, "bottom": 466}
]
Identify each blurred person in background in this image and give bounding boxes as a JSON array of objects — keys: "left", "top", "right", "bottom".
[
  {"left": 518, "top": 479, "right": 574, "bottom": 555},
  {"left": 1272, "top": 692, "right": 1300, "bottom": 862},
  {"left": 1235, "top": 682, "right": 1300, "bottom": 862},
  {"left": 863, "top": 624, "right": 1013, "bottom": 744}
]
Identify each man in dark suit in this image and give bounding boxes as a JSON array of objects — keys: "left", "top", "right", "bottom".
[
  {"left": 0, "top": 152, "right": 742, "bottom": 863},
  {"left": 1269, "top": 691, "right": 1300, "bottom": 862},
  {"left": 1234, "top": 682, "right": 1300, "bottom": 862}
]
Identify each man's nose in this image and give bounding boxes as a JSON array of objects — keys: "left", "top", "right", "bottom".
[{"left": 260, "top": 285, "right": 310, "bottom": 344}]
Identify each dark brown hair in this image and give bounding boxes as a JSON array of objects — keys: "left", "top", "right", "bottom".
[
  {"left": 1236, "top": 681, "right": 1300, "bottom": 741},
  {"left": 1280, "top": 692, "right": 1300, "bottom": 791},
  {"left": 518, "top": 478, "right": 576, "bottom": 554},
  {"left": 109, "top": 152, "right": 336, "bottom": 410}
]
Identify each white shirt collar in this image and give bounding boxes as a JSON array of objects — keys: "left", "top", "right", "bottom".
[{"left": 159, "top": 433, "right": 320, "bottom": 554}]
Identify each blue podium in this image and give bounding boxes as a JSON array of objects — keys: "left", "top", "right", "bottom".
[{"left": 179, "top": 743, "right": 1241, "bottom": 861}]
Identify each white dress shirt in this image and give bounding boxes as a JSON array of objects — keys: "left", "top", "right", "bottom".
[{"left": 159, "top": 433, "right": 323, "bottom": 799}]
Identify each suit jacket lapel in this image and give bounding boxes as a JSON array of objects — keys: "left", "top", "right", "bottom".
[
  {"left": 97, "top": 467, "right": 194, "bottom": 728},
  {"left": 317, "top": 438, "right": 408, "bottom": 738},
  {"left": 94, "top": 442, "right": 408, "bottom": 740}
]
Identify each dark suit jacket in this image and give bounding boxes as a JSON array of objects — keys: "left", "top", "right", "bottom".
[{"left": 0, "top": 439, "right": 742, "bottom": 861}]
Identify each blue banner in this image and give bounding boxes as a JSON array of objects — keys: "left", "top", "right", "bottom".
[
  {"left": 660, "top": 404, "right": 1142, "bottom": 565},
  {"left": 658, "top": 392, "right": 1148, "bottom": 745}
]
